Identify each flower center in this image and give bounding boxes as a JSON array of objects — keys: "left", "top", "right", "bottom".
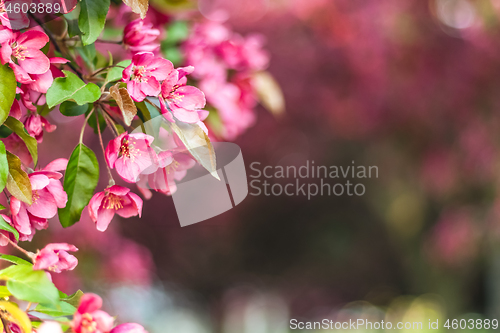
[
  {"left": 168, "top": 85, "right": 184, "bottom": 102},
  {"left": 11, "top": 43, "right": 29, "bottom": 61},
  {"left": 32, "top": 190, "right": 40, "bottom": 204},
  {"left": 0, "top": 1, "right": 5, "bottom": 13},
  {"left": 81, "top": 313, "right": 98, "bottom": 333},
  {"left": 103, "top": 194, "right": 124, "bottom": 210},
  {"left": 119, "top": 137, "right": 141, "bottom": 162},
  {"left": 131, "top": 66, "right": 148, "bottom": 82},
  {"left": 165, "top": 160, "right": 180, "bottom": 174}
]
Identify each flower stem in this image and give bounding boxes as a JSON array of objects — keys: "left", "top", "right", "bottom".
[
  {"left": 100, "top": 106, "right": 120, "bottom": 137},
  {"left": 3, "top": 236, "right": 34, "bottom": 261},
  {"left": 144, "top": 98, "right": 162, "bottom": 113},
  {"left": 96, "top": 39, "right": 123, "bottom": 44},
  {"left": 96, "top": 110, "right": 116, "bottom": 187},
  {"left": 79, "top": 108, "right": 95, "bottom": 144},
  {"left": 28, "top": 13, "right": 84, "bottom": 81}
]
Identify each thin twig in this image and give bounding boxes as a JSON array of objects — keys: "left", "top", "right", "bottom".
[
  {"left": 99, "top": 107, "right": 120, "bottom": 137},
  {"left": 96, "top": 111, "right": 115, "bottom": 187},
  {"left": 79, "top": 108, "right": 95, "bottom": 144},
  {"left": 96, "top": 39, "right": 123, "bottom": 45},
  {"left": 28, "top": 13, "right": 84, "bottom": 80},
  {"left": 2, "top": 235, "right": 34, "bottom": 261},
  {"left": 144, "top": 98, "right": 162, "bottom": 113}
]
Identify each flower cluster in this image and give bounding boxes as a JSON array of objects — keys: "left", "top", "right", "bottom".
[
  {"left": 183, "top": 21, "right": 270, "bottom": 139},
  {"left": 0, "top": 0, "right": 276, "bottom": 330}
]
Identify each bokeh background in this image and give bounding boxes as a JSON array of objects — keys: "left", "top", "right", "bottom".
[{"left": 24, "top": 0, "right": 500, "bottom": 331}]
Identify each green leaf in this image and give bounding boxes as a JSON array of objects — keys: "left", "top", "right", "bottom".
[
  {"left": 76, "top": 44, "right": 96, "bottom": 67},
  {"left": 67, "top": 19, "right": 81, "bottom": 38},
  {"left": 3, "top": 117, "right": 38, "bottom": 166},
  {"left": 0, "top": 141, "right": 8, "bottom": 193},
  {"left": 46, "top": 71, "right": 101, "bottom": 108},
  {"left": 0, "top": 265, "right": 59, "bottom": 305},
  {"left": 61, "top": 290, "right": 84, "bottom": 307},
  {"left": 0, "top": 254, "right": 30, "bottom": 266},
  {"left": 0, "top": 204, "right": 5, "bottom": 210},
  {"left": 136, "top": 101, "right": 161, "bottom": 122},
  {"left": 0, "top": 125, "right": 12, "bottom": 138},
  {"left": 5, "top": 152, "right": 32, "bottom": 205},
  {"left": 58, "top": 144, "right": 99, "bottom": 228},
  {"left": 161, "top": 47, "right": 183, "bottom": 66},
  {"left": 106, "top": 60, "right": 132, "bottom": 83},
  {"left": 0, "top": 64, "right": 16, "bottom": 126},
  {"left": 164, "top": 20, "right": 189, "bottom": 46},
  {"left": 37, "top": 103, "right": 55, "bottom": 117},
  {"left": 86, "top": 108, "right": 106, "bottom": 134},
  {"left": 0, "top": 286, "right": 11, "bottom": 298},
  {"left": 60, "top": 101, "right": 90, "bottom": 117},
  {"left": 0, "top": 215, "right": 19, "bottom": 242},
  {"left": 35, "top": 301, "right": 76, "bottom": 317},
  {"left": 78, "top": 0, "right": 110, "bottom": 45}
]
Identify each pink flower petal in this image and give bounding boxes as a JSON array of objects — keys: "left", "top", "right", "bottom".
[
  {"left": 77, "top": 293, "right": 102, "bottom": 314},
  {"left": 18, "top": 49, "right": 50, "bottom": 74},
  {"left": 96, "top": 208, "right": 115, "bottom": 232},
  {"left": 17, "top": 30, "right": 49, "bottom": 49}
]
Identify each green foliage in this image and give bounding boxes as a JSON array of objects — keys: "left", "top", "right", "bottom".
[
  {"left": 137, "top": 100, "right": 161, "bottom": 122},
  {"left": 0, "top": 265, "right": 59, "bottom": 305},
  {"left": 76, "top": 44, "right": 97, "bottom": 71},
  {"left": 161, "top": 20, "right": 188, "bottom": 65},
  {"left": 0, "top": 64, "right": 16, "bottom": 127},
  {"left": 67, "top": 19, "right": 81, "bottom": 38},
  {"left": 0, "top": 141, "right": 8, "bottom": 193},
  {"left": 79, "top": 0, "right": 111, "bottom": 45},
  {"left": 4, "top": 117, "right": 38, "bottom": 166},
  {"left": 46, "top": 71, "right": 101, "bottom": 108},
  {"left": 35, "top": 301, "right": 76, "bottom": 317},
  {"left": 0, "top": 216, "right": 19, "bottom": 242},
  {"left": 0, "top": 286, "right": 11, "bottom": 298},
  {"left": 5, "top": 152, "right": 32, "bottom": 205},
  {"left": 86, "top": 108, "right": 107, "bottom": 134},
  {"left": 60, "top": 101, "right": 90, "bottom": 117},
  {"left": 0, "top": 255, "right": 30, "bottom": 266},
  {"left": 59, "top": 144, "right": 99, "bottom": 228},
  {"left": 106, "top": 60, "right": 132, "bottom": 83},
  {"left": 61, "top": 290, "right": 84, "bottom": 307}
]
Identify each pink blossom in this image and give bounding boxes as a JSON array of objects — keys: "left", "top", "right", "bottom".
[
  {"left": 24, "top": 113, "right": 56, "bottom": 143},
  {"left": 139, "top": 150, "right": 195, "bottom": 196},
  {"left": 122, "top": 52, "right": 173, "bottom": 102},
  {"left": 111, "top": 323, "right": 148, "bottom": 333},
  {"left": 88, "top": 185, "right": 143, "bottom": 232},
  {"left": 10, "top": 165, "right": 67, "bottom": 241},
  {"left": 0, "top": 0, "right": 30, "bottom": 30},
  {"left": 33, "top": 243, "right": 78, "bottom": 273},
  {"left": 71, "top": 293, "right": 114, "bottom": 333},
  {"left": 217, "top": 34, "right": 269, "bottom": 71},
  {"left": 0, "top": 27, "right": 50, "bottom": 83},
  {"left": 28, "top": 57, "right": 69, "bottom": 94},
  {"left": 123, "top": 19, "right": 160, "bottom": 54},
  {"left": 159, "top": 66, "right": 208, "bottom": 123},
  {"left": 199, "top": 77, "right": 255, "bottom": 139},
  {"left": 105, "top": 132, "right": 158, "bottom": 183}
]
